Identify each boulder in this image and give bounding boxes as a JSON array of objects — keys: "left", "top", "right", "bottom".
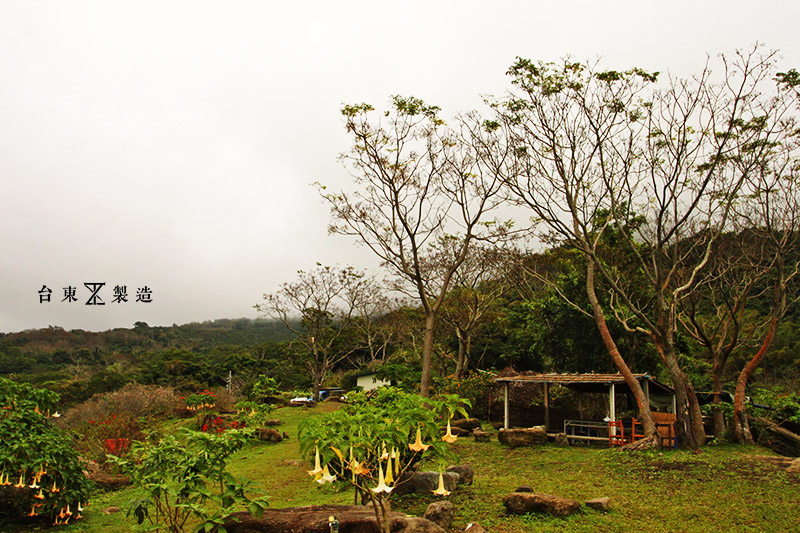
[
  {"left": 585, "top": 497, "right": 611, "bottom": 512},
  {"left": 787, "top": 458, "right": 800, "bottom": 474},
  {"left": 446, "top": 465, "right": 474, "bottom": 485},
  {"left": 503, "top": 492, "right": 581, "bottom": 517},
  {"left": 451, "top": 418, "right": 482, "bottom": 432},
  {"left": 498, "top": 426, "right": 547, "bottom": 447},
  {"left": 262, "top": 419, "right": 282, "bottom": 426},
  {"left": 424, "top": 501, "right": 454, "bottom": 530},
  {"left": 473, "top": 429, "right": 491, "bottom": 442},
  {"left": 223, "top": 505, "right": 446, "bottom": 532},
  {"left": 514, "top": 485, "right": 534, "bottom": 493},
  {"left": 90, "top": 472, "right": 131, "bottom": 489},
  {"left": 464, "top": 523, "right": 487, "bottom": 533},
  {"left": 257, "top": 428, "right": 283, "bottom": 442},
  {"left": 393, "top": 471, "right": 460, "bottom": 496}
]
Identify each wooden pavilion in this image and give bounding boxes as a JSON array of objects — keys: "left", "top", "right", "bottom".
[{"left": 495, "top": 373, "right": 676, "bottom": 443}]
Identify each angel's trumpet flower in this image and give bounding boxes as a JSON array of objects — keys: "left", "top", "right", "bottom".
[
  {"left": 431, "top": 471, "right": 451, "bottom": 496},
  {"left": 371, "top": 463, "right": 393, "bottom": 494},
  {"left": 442, "top": 419, "right": 458, "bottom": 444},
  {"left": 316, "top": 464, "right": 336, "bottom": 484},
  {"left": 307, "top": 446, "right": 323, "bottom": 478},
  {"left": 409, "top": 427, "right": 430, "bottom": 452}
]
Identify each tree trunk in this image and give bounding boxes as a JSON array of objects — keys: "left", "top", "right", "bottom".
[
  {"left": 454, "top": 329, "right": 471, "bottom": 379},
  {"left": 420, "top": 312, "right": 436, "bottom": 397},
  {"left": 311, "top": 355, "right": 322, "bottom": 403},
  {"left": 586, "top": 260, "right": 659, "bottom": 447},
  {"left": 711, "top": 362, "right": 726, "bottom": 439},
  {"left": 734, "top": 316, "right": 778, "bottom": 444},
  {"left": 654, "top": 338, "right": 706, "bottom": 449}
]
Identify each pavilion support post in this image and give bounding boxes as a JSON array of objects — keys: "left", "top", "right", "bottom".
[
  {"left": 543, "top": 383, "right": 550, "bottom": 431},
  {"left": 504, "top": 382, "right": 509, "bottom": 430},
  {"left": 609, "top": 383, "right": 616, "bottom": 421},
  {"left": 643, "top": 379, "right": 650, "bottom": 411}
]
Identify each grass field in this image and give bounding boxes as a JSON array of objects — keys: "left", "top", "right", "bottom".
[{"left": 10, "top": 402, "right": 799, "bottom": 532}]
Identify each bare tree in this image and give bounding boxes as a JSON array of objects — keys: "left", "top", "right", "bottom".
[
  {"left": 678, "top": 232, "right": 772, "bottom": 438},
  {"left": 433, "top": 241, "right": 514, "bottom": 378},
  {"left": 729, "top": 117, "right": 800, "bottom": 443},
  {"left": 496, "top": 57, "right": 664, "bottom": 447},
  {"left": 255, "top": 264, "right": 367, "bottom": 402},
  {"left": 497, "top": 46, "right": 798, "bottom": 448},
  {"left": 319, "top": 97, "right": 511, "bottom": 396},
  {"left": 346, "top": 274, "right": 406, "bottom": 366}
]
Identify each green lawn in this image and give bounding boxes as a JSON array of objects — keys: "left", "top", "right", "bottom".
[{"left": 15, "top": 403, "right": 799, "bottom": 532}]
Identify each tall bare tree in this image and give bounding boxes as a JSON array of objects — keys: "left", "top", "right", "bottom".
[
  {"left": 496, "top": 58, "right": 664, "bottom": 447},
  {"left": 319, "top": 97, "right": 511, "bottom": 396},
  {"left": 255, "top": 264, "right": 369, "bottom": 402},
  {"left": 729, "top": 110, "right": 800, "bottom": 442},
  {"left": 432, "top": 240, "right": 514, "bottom": 378},
  {"left": 678, "top": 232, "right": 772, "bottom": 438},
  {"left": 346, "top": 275, "right": 406, "bottom": 366},
  {"left": 497, "top": 47, "right": 796, "bottom": 448}
]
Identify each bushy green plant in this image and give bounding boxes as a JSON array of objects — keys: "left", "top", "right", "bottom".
[
  {"left": 753, "top": 388, "right": 800, "bottom": 431},
  {"left": 111, "top": 428, "right": 268, "bottom": 532},
  {"left": 439, "top": 369, "right": 497, "bottom": 418},
  {"left": 247, "top": 375, "right": 279, "bottom": 403},
  {"left": 183, "top": 390, "right": 217, "bottom": 411},
  {"left": 233, "top": 401, "right": 275, "bottom": 427},
  {"left": 0, "top": 377, "right": 93, "bottom": 526},
  {"left": 299, "top": 388, "right": 469, "bottom": 533}
]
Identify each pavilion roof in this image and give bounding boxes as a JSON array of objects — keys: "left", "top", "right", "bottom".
[{"left": 495, "top": 372, "right": 674, "bottom": 395}]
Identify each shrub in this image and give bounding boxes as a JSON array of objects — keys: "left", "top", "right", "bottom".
[
  {"left": 57, "top": 383, "right": 179, "bottom": 463},
  {"left": 184, "top": 390, "right": 218, "bottom": 411},
  {"left": 234, "top": 401, "right": 275, "bottom": 427},
  {"left": 439, "top": 369, "right": 497, "bottom": 418},
  {"left": 0, "top": 377, "right": 93, "bottom": 526},
  {"left": 110, "top": 429, "right": 268, "bottom": 532},
  {"left": 299, "top": 388, "right": 469, "bottom": 533}
]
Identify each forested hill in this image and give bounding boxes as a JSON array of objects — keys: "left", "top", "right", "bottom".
[
  {"left": 0, "top": 318, "right": 294, "bottom": 355},
  {"left": 0, "top": 318, "right": 303, "bottom": 405}
]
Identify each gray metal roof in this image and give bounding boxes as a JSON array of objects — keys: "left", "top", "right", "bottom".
[{"left": 495, "top": 372, "right": 674, "bottom": 395}]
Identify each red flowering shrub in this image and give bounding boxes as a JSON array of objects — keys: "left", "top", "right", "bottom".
[
  {"left": 57, "top": 384, "right": 176, "bottom": 464},
  {"left": 200, "top": 415, "right": 245, "bottom": 434}
]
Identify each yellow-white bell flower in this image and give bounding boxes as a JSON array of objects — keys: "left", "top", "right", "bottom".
[
  {"left": 384, "top": 457, "right": 394, "bottom": 485},
  {"left": 409, "top": 427, "right": 430, "bottom": 452},
  {"left": 442, "top": 419, "right": 458, "bottom": 444},
  {"left": 316, "top": 464, "right": 336, "bottom": 484},
  {"left": 371, "top": 463, "right": 393, "bottom": 494},
  {"left": 307, "top": 446, "right": 324, "bottom": 478},
  {"left": 431, "top": 471, "right": 451, "bottom": 496}
]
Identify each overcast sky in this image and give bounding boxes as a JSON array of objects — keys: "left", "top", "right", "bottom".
[{"left": 2, "top": 1, "right": 798, "bottom": 333}]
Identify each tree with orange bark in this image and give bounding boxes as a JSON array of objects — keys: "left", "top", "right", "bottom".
[
  {"left": 729, "top": 118, "right": 800, "bottom": 443},
  {"left": 495, "top": 46, "right": 797, "bottom": 449}
]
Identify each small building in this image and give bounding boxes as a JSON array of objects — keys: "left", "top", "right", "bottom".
[{"left": 355, "top": 371, "right": 391, "bottom": 391}]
